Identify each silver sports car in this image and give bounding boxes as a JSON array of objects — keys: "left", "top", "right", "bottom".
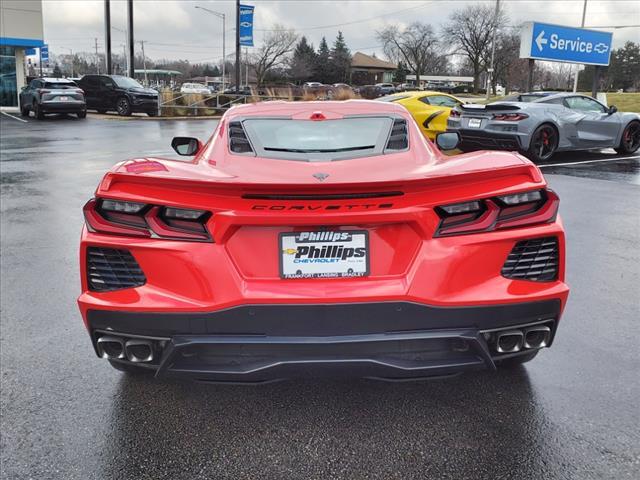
[{"left": 446, "top": 92, "right": 640, "bottom": 162}]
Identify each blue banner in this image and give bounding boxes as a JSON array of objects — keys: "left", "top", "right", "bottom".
[
  {"left": 239, "top": 4, "right": 254, "bottom": 47},
  {"left": 40, "top": 44, "right": 49, "bottom": 62},
  {"left": 520, "top": 22, "right": 612, "bottom": 66}
]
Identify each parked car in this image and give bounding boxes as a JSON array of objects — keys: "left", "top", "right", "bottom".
[
  {"left": 79, "top": 99, "right": 569, "bottom": 380},
  {"left": 375, "top": 83, "right": 396, "bottom": 95},
  {"left": 447, "top": 92, "right": 640, "bottom": 162},
  {"left": 180, "top": 83, "right": 211, "bottom": 95},
  {"left": 356, "top": 85, "right": 383, "bottom": 99},
  {"left": 397, "top": 83, "right": 420, "bottom": 92},
  {"left": 77, "top": 74, "right": 158, "bottom": 116},
  {"left": 19, "top": 77, "right": 86, "bottom": 119},
  {"left": 378, "top": 91, "right": 464, "bottom": 139},
  {"left": 222, "top": 85, "right": 252, "bottom": 95}
]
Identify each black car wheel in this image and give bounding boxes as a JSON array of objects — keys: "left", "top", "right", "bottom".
[
  {"left": 526, "top": 124, "right": 558, "bottom": 163},
  {"left": 77, "top": 110, "right": 87, "bottom": 119},
  {"left": 33, "top": 102, "right": 44, "bottom": 120},
  {"left": 116, "top": 97, "right": 132, "bottom": 116},
  {"left": 20, "top": 101, "right": 29, "bottom": 116},
  {"left": 615, "top": 121, "right": 640, "bottom": 154}
]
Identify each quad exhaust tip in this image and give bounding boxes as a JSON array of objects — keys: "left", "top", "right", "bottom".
[
  {"left": 524, "top": 326, "right": 551, "bottom": 349},
  {"left": 124, "top": 339, "right": 154, "bottom": 363},
  {"left": 496, "top": 330, "right": 524, "bottom": 353},
  {"left": 96, "top": 336, "right": 125, "bottom": 359}
]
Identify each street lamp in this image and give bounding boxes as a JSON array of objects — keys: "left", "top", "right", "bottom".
[{"left": 195, "top": 5, "right": 226, "bottom": 90}]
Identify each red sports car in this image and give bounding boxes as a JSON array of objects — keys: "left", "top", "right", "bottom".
[{"left": 78, "top": 100, "right": 569, "bottom": 382}]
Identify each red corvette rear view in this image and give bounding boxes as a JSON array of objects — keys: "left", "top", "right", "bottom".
[{"left": 78, "top": 100, "right": 569, "bottom": 382}]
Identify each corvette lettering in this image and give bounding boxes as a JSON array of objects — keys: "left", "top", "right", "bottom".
[{"left": 252, "top": 203, "right": 393, "bottom": 211}]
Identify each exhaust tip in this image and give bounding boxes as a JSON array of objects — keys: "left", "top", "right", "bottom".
[
  {"left": 524, "top": 326, "right": 551, "bottom": 349},
  {"left": 97, "top": 336, "right": 125, "bottom": 359},
  {"left": 125, "top": 339, "right": 154, "bottom": 363},
  {"left": 496, "top": 330, "right": 524, "bottom": 353}
]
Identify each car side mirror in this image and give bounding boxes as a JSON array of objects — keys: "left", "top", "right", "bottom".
[
  {"left": 435, "top": 132, "right": 460, "bottom": 151},
  {"left": 608, "top": 105, "right": 617, "bottom": 115},
  {"left": 21, "top": 86, "right": 28, "bottom": 92},
  {"left": 171, "top": 137, "right": 202, "bottom": 156}
]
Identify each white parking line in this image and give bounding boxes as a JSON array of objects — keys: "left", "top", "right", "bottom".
[
  {"left": 1, "top": 111, "right": 28, "bottom": 123},
  {"left": 540, "top": 155, "right": 640, "bottom": 167}
]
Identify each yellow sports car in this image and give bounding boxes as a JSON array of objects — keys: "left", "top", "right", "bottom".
[{"left": 378, "top": 91, "right": 464, "bottom": 140}]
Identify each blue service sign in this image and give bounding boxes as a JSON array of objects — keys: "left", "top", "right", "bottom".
[
  {"left": 40, "top": 44, "right": 49, "bottom": 61},
  {"left": 26, "top": 48, "right": 36, "bottom": 56},
  {"left": 519, "top": 22, "right": 612, "bottom": 66},
  {"left": 239, "top": 4, "right": 254, "bottom": 47}
]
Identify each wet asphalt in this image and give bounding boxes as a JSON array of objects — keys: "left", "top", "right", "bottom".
[{"left": 1, "top": 113, "right": 639, "bottom": 480}]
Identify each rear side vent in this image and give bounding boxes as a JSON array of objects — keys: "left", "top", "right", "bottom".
[
  {"left": 385, "top": 119, "right": 408, "bottom": 151},
  {"left": 87, "top": 247, "right": 146, "bottom": 292},
  {"left": 228, "top": 121, "right": 254, "bottom": 154},
  {"left": 501, "top": 237, "right": 559, "bottom": 282}
]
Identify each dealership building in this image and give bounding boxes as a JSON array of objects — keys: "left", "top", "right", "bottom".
[{"left": 0, "top": 0, "right": 44, "bottom": 108}]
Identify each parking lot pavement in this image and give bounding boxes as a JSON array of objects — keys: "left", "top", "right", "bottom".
[{"left": 1, "top": 115, "right": 639, "bottom": 480}]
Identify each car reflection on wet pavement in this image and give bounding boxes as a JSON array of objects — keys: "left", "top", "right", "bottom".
[{"left": 1, "top": 114, "right": 638, "bottom": 480}]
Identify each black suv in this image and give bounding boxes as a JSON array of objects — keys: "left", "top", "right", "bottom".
[
  {"left": 77, "top": 75, "right": 158, "bottom": 116},
  {"left": 19, "top": 78, "right": 86, "bottom": 119}
]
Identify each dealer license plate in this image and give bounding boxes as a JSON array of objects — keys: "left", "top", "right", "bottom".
[
  {"left": 58, "top": 96, "right": 69, "bottom": 101},
  {"left": 280, "top": 230, "right": 369, "bottom": 279},
  {"left": 468, "top": 118, "right": 482, "bottom": 128}
]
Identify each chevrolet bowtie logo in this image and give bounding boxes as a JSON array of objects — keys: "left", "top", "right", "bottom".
[{"left": 313, "top": 173, "right": 329, "bottom": 181}]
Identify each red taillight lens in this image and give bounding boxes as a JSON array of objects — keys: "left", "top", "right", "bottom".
[
  {"left": 37, "top": 89, "right": 51, "bottom": 95},
  {"left": 83, "top": 199, "right": 212, "bottom": 241},
  {"left": 435, "top": 189, "right": 558, "bottom": 237},
  {"left": 492, "top": 113, "right": 529, "bottom": 121}
]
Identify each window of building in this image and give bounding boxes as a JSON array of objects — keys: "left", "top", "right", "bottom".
[{"left": 0, "top": 46, "right": 17, "bottom": 107}]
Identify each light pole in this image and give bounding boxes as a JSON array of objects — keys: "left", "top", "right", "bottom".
[
  {"left": 572, "top": 0, "right": 588, "bottom": 92},
  {"left": 195, "top": 5, "right": 226, "bottom": 90},
  {"left": 486, "top": 0, "right": 500, "bottom": 100}
]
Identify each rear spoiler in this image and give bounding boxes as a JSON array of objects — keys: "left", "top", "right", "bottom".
[{"left": 460, "top": 103, "right": 521, "bottom": 111}]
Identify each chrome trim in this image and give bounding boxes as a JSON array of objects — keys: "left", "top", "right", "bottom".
[
  {"left": 124, "top": 339, "right": 154, "bottom": 363},
  {"left": 96, "top": 336, "right": 125, "bottom": 359},
  {"left": 524, "top": 326, "right": 551, "bottom": 349},
  {"left": 496, "top": 330, "right": 524, "bottom": 353}
]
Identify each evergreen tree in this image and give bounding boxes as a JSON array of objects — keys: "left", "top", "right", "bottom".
[
  {"left": 315, "top": 37, "right": 331, "bottom": 83},
  {"left": 290, "top": 36, "right": 317, "bottom": 83},
  {"left": 393, "top": 61, "right": 409, "bottom": 83},
  {"left": 331, "top": 31, "right": 351, "bottom": 84}
]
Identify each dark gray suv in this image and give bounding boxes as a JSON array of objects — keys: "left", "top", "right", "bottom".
[
  {"left": 19, "top": 78, "right": 86, "bottom": 119},
  {"left": 78, "top": 75, "right": 158, "bottom": 116}
]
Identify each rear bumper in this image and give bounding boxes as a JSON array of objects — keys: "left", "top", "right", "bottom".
[
  {"left": 88, "top": 299, "right": 561, "bottom": 382},
  {"left": 452, "top": 128, "right": 525, "bottom": 151},
  {"left": 41, "top": 101, "right": 86, "bottom": 113}
]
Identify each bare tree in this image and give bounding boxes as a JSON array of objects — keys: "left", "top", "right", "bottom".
[
  {"left": 250, "top": 25, "right": 298, "bottom": 87},
  {"left": 377, "top": 22, "right": 439, "bottom": 86},
  {"left": 443, "top": 4, "right": 507, "bottom": 92}
]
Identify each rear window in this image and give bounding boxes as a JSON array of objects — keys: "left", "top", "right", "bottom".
[
  {"left": 44, "top": 81, "right": 76, "bottom": 89},
  {"left": 240, "top": 117, "right": 399, "bottom": 161}
]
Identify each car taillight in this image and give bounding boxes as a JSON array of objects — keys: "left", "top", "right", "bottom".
[
  {"left": 37, "top": 89, "right": 51, "bottom": 95},
  {"left": 83, "top": 199, "right": 212, "bottom": 241},
  {"left": 434, "top": 189, "right": 558, "bottom": 237},
  {"left": 449, "top": 109, "right": 460, "bottom": 117},
  {"left": 492, "top": 113, "right": 529, "bottom": 121}
]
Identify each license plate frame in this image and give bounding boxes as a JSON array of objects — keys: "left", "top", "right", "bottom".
[
  {"left": 468, "top": 118, "right": 482, "bottom": 128},
  {"left": 279, "top": 230, "right": 370, "bottom": 279}
]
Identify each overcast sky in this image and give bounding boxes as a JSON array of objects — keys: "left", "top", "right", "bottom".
[{"left": 42, "top": 0, "right": 640, "bottom": 64}]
